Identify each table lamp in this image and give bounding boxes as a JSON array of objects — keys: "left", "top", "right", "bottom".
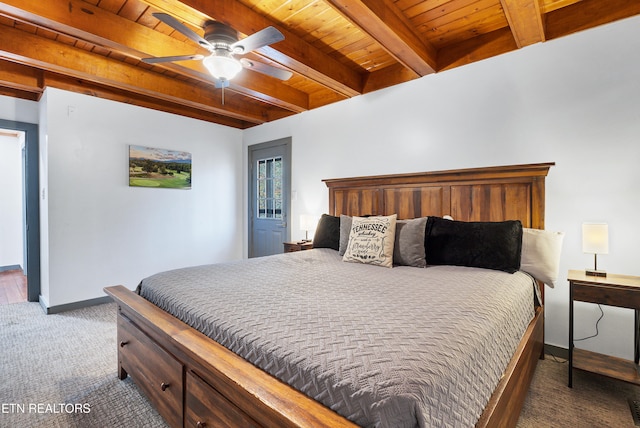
[
  {"left": 582, "top": 223, "right": 608, "bottom": 277},
  {"left": 299, "top": 214, "right": 318, "bottom": 242}
]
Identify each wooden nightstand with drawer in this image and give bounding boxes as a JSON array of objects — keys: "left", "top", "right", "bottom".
[
  {"left": 568, "top": 269, "right": 640, "bottom": 388},
  {"left": 283, "top": 241, "right": 313, "bottom": 253}
]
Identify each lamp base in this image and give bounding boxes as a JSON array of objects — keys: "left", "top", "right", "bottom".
[{"left": 585, "top": 269, "right": 607, "bottom": 277}]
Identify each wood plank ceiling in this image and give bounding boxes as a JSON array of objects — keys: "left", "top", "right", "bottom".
[{"left": 0, "top": 0, "right": 638, "bottom": 129}]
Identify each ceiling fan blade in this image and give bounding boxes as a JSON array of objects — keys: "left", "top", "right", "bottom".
[
  {"left": 153, "top": 13, "right": 211, "bottom": 49},
  {"left": 231, "top": 27, "right": 284, "bottom": 54},
  {"left": 141, "top": 54, "right": 204, "bottom": 64},
  {"left": 240, "top": 58, "right": 292, "bottom": 81}
]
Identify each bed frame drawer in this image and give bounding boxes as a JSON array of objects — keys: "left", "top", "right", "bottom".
[
  {"left": 186, "top": 370, "right": 260, "bottom": 428},
  {"left": 118, "top": 314, "right": 184, "bottom": 428}
]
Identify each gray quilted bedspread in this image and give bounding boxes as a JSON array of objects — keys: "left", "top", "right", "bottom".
[{"left": 138, "top": 248, "right": 535, "bottom": 428}]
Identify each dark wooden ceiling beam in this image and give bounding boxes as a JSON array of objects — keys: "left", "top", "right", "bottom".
[
  {"left": 326, "top": 0, "right": 436, "bottom": 76},
  {"left": 0, "top": 86, "right": 40, "bottom": 101},
  {"left": 540, "top": 0, "right": 582, "bottom": 14},
  {"left": 0, "top": 0, "right": 308, "bottom": 113},
  {"left": 140, "top": 0, "right": 364, "bottom": 97},
  {"left": 499, "top": 0, "right": 546, "bottom": 48},
  {"left": 0, "top": 59, "right": 43, "bottom": 94},
  {"left": 230, "top": 65, "right": 308, "bottom": 113},
  {"left": 437, "top": 27, "right": 518, "bottom": 71},
  {"left": 0, "top": 24, "right": 276, "bottom": 124},
  {"left": 363, "top": 63, "right": 419, "bottom": 93},
  {"left": 544, "top": 0, "right": 640, "bottom": 40},
  {"left": 42, "top": 72, "right": 255, "bottom": 129}
]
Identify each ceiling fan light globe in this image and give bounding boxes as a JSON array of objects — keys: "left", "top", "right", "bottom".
[{"left": 203, "top": 54, "right": 243, "bottom": 81}]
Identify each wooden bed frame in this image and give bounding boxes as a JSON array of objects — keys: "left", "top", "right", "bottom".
[{"left": 105, "top": 162, "right": 553, "bottom": 428}]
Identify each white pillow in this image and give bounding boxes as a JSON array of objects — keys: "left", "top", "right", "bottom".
[
  {"left": 343, "top": 215, "right": 397, "bottom": 268},
  {"left": 520, "top": 228, "right": 565, "bottom": 287}
]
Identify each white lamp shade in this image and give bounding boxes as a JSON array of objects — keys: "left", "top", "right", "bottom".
[
  {"left": 300, "top": 214, "right": 318, "bottom": 232},
  {"left": 582, "top": 223, "right": 609, "bottom": 254},
  {"left": 203, "top": 54, "right": 243, "bottom": 80}
]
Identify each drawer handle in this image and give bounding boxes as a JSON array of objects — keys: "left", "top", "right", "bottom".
[
  {"left": 160, "top": 382, "right": 170, "bottom": 391},
  {"left": 119, "top": 340, "right": 129, "bottom": 348},
  {"left": 196, "top": 422, "right": 207, "bottom": 428}
]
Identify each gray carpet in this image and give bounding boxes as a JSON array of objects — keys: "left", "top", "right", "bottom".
[
  {"left": 518, "top": 353, "right": 640, "bottom": 427},
  {"left": 1, "top": 302, "right": 638, "bottom": 427},
  {"left": 0, "top": 302, "right": 167, "bottom": 428}
]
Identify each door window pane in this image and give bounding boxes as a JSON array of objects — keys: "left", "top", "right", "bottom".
[{"left": 257, "top": 156, "right": 283, "bottom": 219}]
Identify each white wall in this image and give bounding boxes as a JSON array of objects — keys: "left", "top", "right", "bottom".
[
  {"left": 39, "top": 88, "right": 243, "bottom": 307},
  {"left": 0, "top": 94, "right": 39, "bottom": 124},
  {"left": 244, "top": 16, "right": 640, "bottom": 358},
  {"left": 0, "top": 133, "right": 24, "bottom": 269}
]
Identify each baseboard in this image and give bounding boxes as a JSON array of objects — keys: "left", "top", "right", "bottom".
[
  {"left": 544, "top": 344, "right": 568, "bottom": 360},
  {"left": 0, "top": 264, "right": 22, "bottom": 273},
  {"left": 38, "top": 294, "right": 49, "bottom": 312},
  {"left": 40, "top": 295, "right": 114, "bottom": 315}
]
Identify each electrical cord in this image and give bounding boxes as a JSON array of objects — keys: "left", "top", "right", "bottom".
[
  {"left": 546, "top": 352, "right": 568, "bottom": 364},
  {"left": 574, "top": 304, "right": 604, "bottom": 342},
  {"left": 545, "top": 304, "right": 605, "bottom": 364}
]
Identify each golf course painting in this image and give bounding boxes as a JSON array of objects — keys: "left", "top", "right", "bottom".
[{"left": 129, "top": 145, "right": 192, "bottom": 189}]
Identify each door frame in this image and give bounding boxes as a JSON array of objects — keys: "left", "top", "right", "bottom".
[
  {"left": 0, "top": 118, "right": 40, "bottom": 302},
  {"left": 247, "top": 137, "right": 292, "bottom": 258}
]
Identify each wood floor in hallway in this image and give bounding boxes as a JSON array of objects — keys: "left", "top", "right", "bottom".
[{"left": 0, "top": 269, "right": 27, "bottom": 305}]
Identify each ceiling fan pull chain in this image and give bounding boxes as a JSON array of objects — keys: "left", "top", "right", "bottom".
[{"left": 222, "top": 86, "right": 225, "bottom": 105}]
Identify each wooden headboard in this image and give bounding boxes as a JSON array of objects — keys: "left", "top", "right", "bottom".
[{"left": 323, "top": 163, "right": 554, "bottom": 229}]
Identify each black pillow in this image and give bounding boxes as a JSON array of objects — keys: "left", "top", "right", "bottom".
[
  {"left": 425, "top": 217, "right": 523, "bottom": 273},
  {"left": 312, "top": 214, "right": 340, "bottom": 251}
]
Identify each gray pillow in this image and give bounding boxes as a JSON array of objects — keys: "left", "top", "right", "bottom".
[
  {"left": 339, "top": 215, "right": 352, "bottom": 256},
  {"left": 393, "top": 217, "right": 428, "bottom": 267}
]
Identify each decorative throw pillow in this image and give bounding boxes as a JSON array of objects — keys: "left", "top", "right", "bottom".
[
  {"left": 425, "top": 217, "right": 523, "bottom": 273},
  {"left": 339, "top": 215, "right": 352, "bottom": 256},
  {"left": 343, "top": 215, "right": 397, "bottom": 268},
  {"left": 393, "top": 217, "right": 428, "bottom": 267},
  {"left": 520, "top": 228, "right": 565, "bottom": 287},
  {"left": 312, "top": 214, "right": 340, "bottom": 251}
]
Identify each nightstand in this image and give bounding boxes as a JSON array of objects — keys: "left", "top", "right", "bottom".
[
  {"left": 283, "top": 241, "right": 313, "bottom": 253},
  {"left": 568, "top": 269, "right": 640, "bottom": 387}
]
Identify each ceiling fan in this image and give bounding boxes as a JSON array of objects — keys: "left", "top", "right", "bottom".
[{"left": 142, "top": 13, "right": 292, "bottom": 89}]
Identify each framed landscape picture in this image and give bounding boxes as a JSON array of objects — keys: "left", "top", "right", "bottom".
[{"left": 129, "top": 145, "right": 192, "bottom": 189}]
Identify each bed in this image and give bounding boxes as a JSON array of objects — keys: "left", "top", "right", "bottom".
[{"left": 105, "top": 162, "right": 554, "bottom": 428}]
